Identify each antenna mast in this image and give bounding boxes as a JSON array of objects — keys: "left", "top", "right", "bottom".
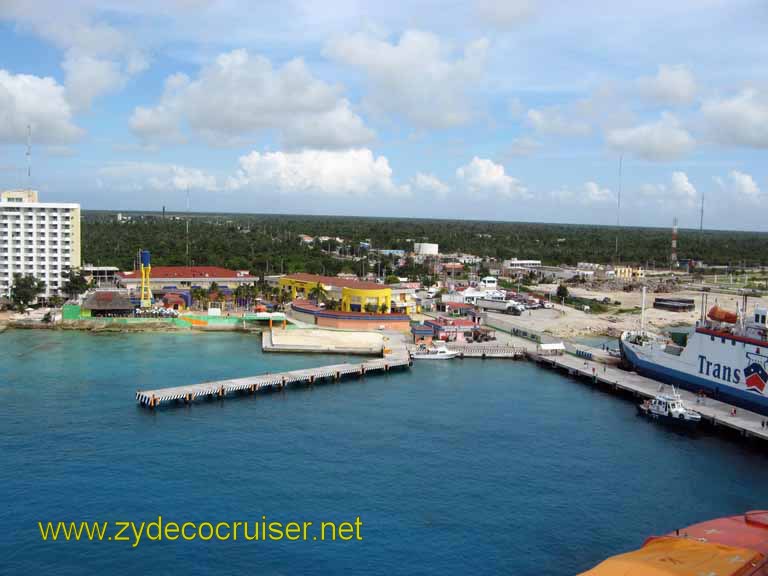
[
  {"left": 186, "top": 187, "right": 191, "bottom": 268},
  {"left": 698, "top": 190, "right": 705, "bottom": 256},
  {"left": 671, "top": 216, "right": 678, "bottom": 269},
  {"left": 615, "top": 154, "right": 623, "bottom": 264},
  {"left": 26, "top": 124, "right": 32, "bottom": 188}
]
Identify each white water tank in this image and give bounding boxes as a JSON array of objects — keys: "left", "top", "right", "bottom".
[{"left": 414, "top": 242, "right": 439, "bottom": 256}]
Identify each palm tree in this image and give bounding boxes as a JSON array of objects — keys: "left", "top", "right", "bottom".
[
  {"left": 364, "top": 302, "right": 378, "bottom": 314},
  {"left": 308, "top": 282, "right": 328, "bottom": 304},
  {"left": 191, "top": 287, "right": 207, "bottom": 309},
  {"left": 257, "top": 277, "right": 270, "bottom": 298}
]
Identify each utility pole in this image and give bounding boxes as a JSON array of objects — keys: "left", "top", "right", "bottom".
[
  {"left": 698, "top": 190, "right": 705, "bottom": 258},
  {"left": 185, "top": 187, "right": 190, "bottom": 268},
  {"left": 26, "top": 124, "right": 32, "bottom": 189},
  {"left": 615, "top": 154, "right": 623, "bottom": 264}
]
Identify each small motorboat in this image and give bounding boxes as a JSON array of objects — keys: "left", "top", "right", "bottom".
[
  {"left": 410, "top": 341, "right": 458, "bottom": 360},
  {"left": 637, "top": 386, "right": 701, "bottom": 427}
]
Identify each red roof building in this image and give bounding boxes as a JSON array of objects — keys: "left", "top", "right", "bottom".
[
  {"left": 424, "top": 316, "right": 478, "bottom": 342},
  {"left": 118, "top": 266, "right": 256, "bottom": 290},
  {"left": 280, "top": 272, "right": 384, "bottom": 291}
]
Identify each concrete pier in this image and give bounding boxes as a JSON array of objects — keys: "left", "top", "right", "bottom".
[
  {"left": 136, "top": 353, "right": 411, "bottom": 409},
  {"left": 262, "top": 329, "right": 385, "bottom": 355},
  {"left": 407, "top": 343, "right": 526, "bottom": 359},
  {"left": 535, "top": 351, "right": 768, "bottom": 442}
]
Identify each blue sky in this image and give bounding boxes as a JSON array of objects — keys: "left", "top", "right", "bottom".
[{"left": 0, "top": 0, "right": 766, "bottom": 230}]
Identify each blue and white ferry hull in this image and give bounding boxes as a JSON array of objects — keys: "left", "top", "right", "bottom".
[{"left": 620, "top": 329, "right": 768, "bottom": 417}]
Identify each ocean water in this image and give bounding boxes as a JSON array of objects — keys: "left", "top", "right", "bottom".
[{"left": 1, "top": 330, "right": 766, "bottom": 575}]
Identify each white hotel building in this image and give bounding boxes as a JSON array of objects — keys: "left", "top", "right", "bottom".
[{"left": 0, "top": 190, "right": 81, "bottom": 298}]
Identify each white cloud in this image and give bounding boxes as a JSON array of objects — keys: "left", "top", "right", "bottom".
[
  {"left": 456, "top": 157, "right": 529, "bottom": 199},
  {"left": 583, "top": 181, "right": 613, "bottom": 203},
  {"left": 728, "top": 170, "right": 761, "bottom": 200},
  {"left": 0, "top": 2, "right": 128, "bottom": 56},
  {"left": 227, "top": 148, "right": 409, "bottom": 197},
  {"left": 526, "top": 106, "right": 591, "bottom": 136},
  {"left": 126, "top": 51, "right": 150, "bottom": 75},
  {"left": 412, "top": 173, "right": 450, "bottom": 198},
  {"left": 98, "top": 162, "right": 219, "bottom": 192},
  {"left": 637, "top": 65, "right": 697, "bottom": 106},
  {"left": 504, "top": 137, "right": 541, "bottom": 157},
  {"left": 702, "top": 89, "right": 768, "bottom": 148},
  {"left": 669, "top": 171, "right": 697, "bottom": 205},
  {"left": 100, "top": 149, "right": 412, "bottom": 199},
  {"left": 638, "top": 183, "right": 665, "bottom": 198},
  {"left": 475, "top": 0, "right": 535, "bottom": 28},
  {"left": 0, "top": 69, "right": 82, "bottom": 144},
  {"left": 62, "top": 54, "right": 125, "bottom": 111},
  {"left": 606, "top": 112, "right": 694, "bottom": 161},
  {"left": 326, "top": 30, "right": 488, "bottom": 129},
  {"left": 552, "top": 181, "right": 613, "bottom": 205},
  {"left": 638, "top": 171, "right": 698, "bottom": 206},
  {"left": 130, "top": 50, "right": 374, "bottom": 149},
  {"left": 0, "top": 2, "right": 145, "bottom": 109}
]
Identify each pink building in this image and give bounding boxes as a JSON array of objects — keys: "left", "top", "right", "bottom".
[{"left": 424, "top": 316, "right": 477, "bottom": 342}]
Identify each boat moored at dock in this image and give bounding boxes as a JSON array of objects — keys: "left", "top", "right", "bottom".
[
  {"left": 637, "top": 386, "right": 701, "bottom": 427},
  {"left": 410, "top": 341, "right": 458, "bottom": 360}
]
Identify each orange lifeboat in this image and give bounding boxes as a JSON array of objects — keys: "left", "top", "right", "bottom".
[
  {"left": 580, "top": 510, "right": 768, "bottom": 575},
  {"left": 708, "top": 305, "right": 738, "bottom": 324}
]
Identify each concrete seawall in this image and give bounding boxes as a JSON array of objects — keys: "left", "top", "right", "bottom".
[{"left": 262, "top": 329, "right": 386, "bottom": 355}]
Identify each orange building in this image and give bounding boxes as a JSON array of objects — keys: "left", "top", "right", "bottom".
[{"left": 289, "top": 301, "right": 411, "bottom": 332}]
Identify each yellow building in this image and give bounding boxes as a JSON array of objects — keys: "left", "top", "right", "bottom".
[
  {"left": 614, "top": 266, "right": 645, "bottom": 281},
  {"left": 279, "top": 273, "right": 392, "bottom": 313}
]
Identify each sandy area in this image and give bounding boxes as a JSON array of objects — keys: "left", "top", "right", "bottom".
[{"left": 508, "top": 284, "right": 768, "bottom": 339}]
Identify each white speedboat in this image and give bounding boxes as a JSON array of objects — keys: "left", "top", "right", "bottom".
[
  {"left": 637, "top": 386, "right": 702, "bottom": 427},
  {"left": 411, "top": 341, "right": 458, "bottom": 360}
]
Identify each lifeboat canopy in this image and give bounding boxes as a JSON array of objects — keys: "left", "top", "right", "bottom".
[{"left": 707, "top": 305, "right": 738, "bottom": 324}]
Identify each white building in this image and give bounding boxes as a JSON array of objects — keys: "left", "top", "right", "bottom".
[
  {"left": 442, "top": 252, "right": 482, "bottom": 265},
  {"left": 0, "top": 190, "right": 81, "bottom": 297},
  {"left": 478, "top": 276, "right": 498, "bottom": 289},
  {"left": 413, "top": 242, "right": 439, "bottom": 256},
  {"left": 442, "top": 287, "right": 506, "bottom": 304},
  {"left": 503, "top": 258, "right": 542, "bottom": 270},
  {"left": 82, "top": 265, "right": 120, "bottom": 287}
]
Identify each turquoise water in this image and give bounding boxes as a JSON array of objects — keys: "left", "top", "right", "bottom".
[
  {"left": 572, "top": 335, "right": 618, "bottom": 349},
  {"left": 1, "top": 330, "right": 766, "bottom": 575}
]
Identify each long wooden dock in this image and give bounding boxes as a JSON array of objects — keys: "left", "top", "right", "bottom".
[
  {"left": 535, "top": 351, "right": 768, "bottom": 442},
  {"left": 136, "top": 354, "right": 411, "bottom": 409}
]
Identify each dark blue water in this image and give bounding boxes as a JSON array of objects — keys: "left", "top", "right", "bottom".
[{"left": 1, "top": 330, "right": 766, "bottom": 575}]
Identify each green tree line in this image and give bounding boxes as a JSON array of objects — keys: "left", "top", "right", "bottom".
[{"left": 81, "top": 211, "right": 768, "bottom": 274}]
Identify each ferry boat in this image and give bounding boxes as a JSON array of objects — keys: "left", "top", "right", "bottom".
[
  {"left": 410, "top": 341, "right": 458, "bottom": 360},
  {"left": 637, "top": 386, "right": 701, "bottom": 427},
  {"left": 621, "top": 299, "right": 768, "bottom": 417},
  {"left": 580, "top": 510, "right": 768, "bottom": 575}
]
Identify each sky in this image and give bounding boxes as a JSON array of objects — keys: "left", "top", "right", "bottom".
[{"left": 0, "top": 0, "right": 766, "bottom": 230}]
